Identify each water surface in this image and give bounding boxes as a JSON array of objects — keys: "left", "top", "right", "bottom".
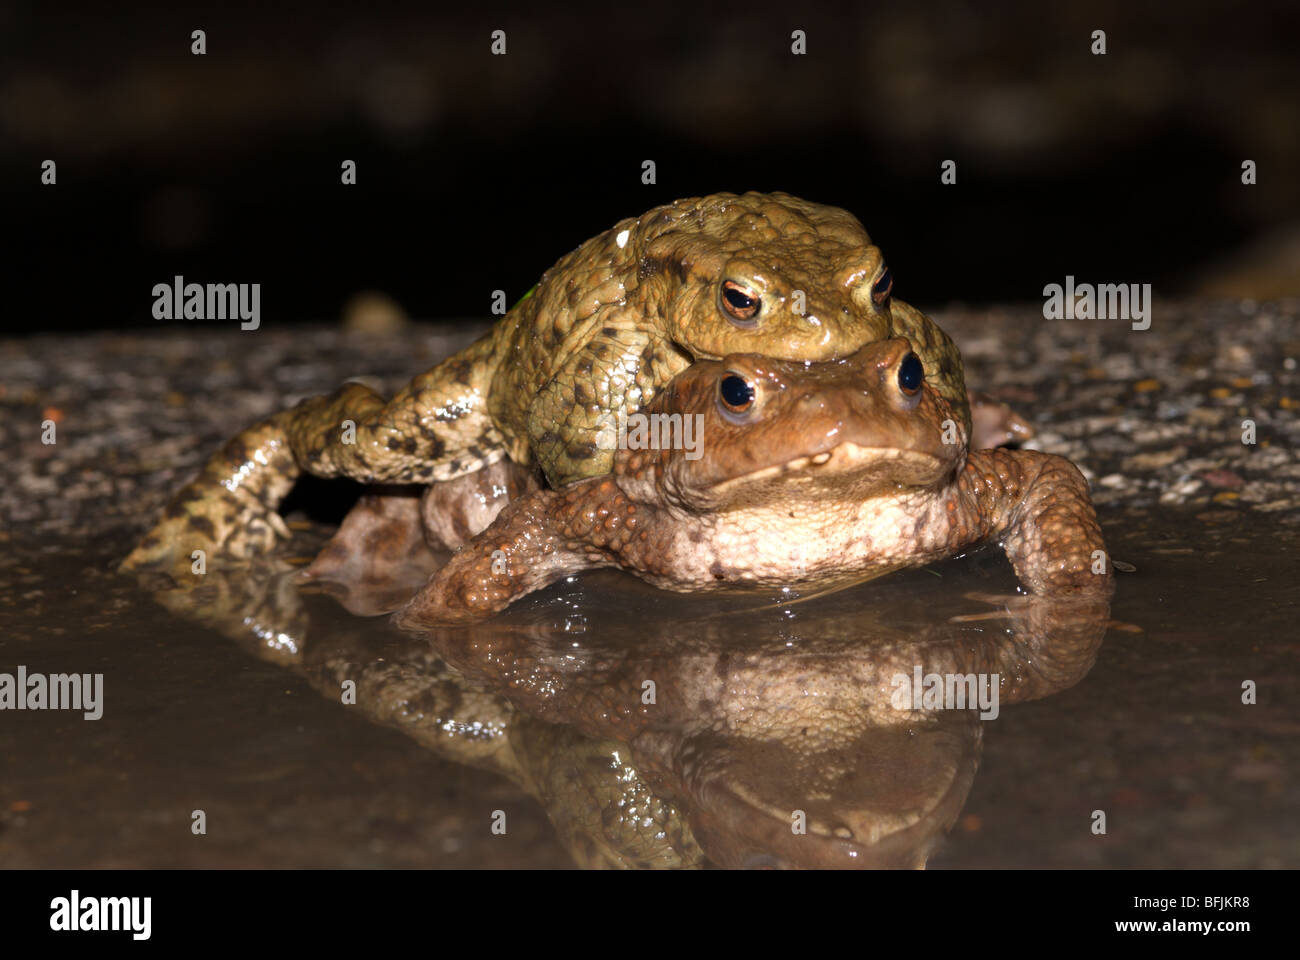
[{"left": 1, "top": 507, "right": 1293, "bottom": 868}]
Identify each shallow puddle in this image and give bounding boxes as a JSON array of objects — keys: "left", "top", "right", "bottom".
[{"left": 1, "top": 506, "right": 1294, "bottom": 868}]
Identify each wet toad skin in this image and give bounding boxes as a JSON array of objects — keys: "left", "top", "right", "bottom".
[
  {"left": 399, "top": 338, "right": 1112, "bottom": 625},
  {"left": 121, "top": 192, "right": 969, "bottom": 573}
]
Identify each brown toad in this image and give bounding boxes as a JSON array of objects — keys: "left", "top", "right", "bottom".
[{"left": 397, "top": 338, "right": 1111, "bottom": 625}]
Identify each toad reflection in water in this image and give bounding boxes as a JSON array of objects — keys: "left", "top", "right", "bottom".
[{"left": 127, "top": 516, "right": 1111, "bottom": 868}]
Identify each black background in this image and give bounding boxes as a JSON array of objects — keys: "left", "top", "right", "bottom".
[{"left": 4, "top": 0, "right": 1297, "bottom": 332}]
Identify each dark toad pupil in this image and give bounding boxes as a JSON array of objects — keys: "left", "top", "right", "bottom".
[
  {"left": 721, "top": 375, "right": 754, "bottom": 408},
  {"left": 898, "top": 353, "right": 923, "bottom": 394},
  {"left": 725, "top": 287, "right": 754, "bottom": 310}
]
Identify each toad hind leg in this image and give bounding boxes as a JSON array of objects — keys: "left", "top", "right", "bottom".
[
  {"left": 396, "top": 477, "right": 646, "bottom": 627},
  {"left": 122, "top": 336, "right": 504, "bottom": 573}
]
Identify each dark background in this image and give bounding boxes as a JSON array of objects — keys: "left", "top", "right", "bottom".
[{"left": 4, "top": 0, "right": 1297, "bottom": 332}]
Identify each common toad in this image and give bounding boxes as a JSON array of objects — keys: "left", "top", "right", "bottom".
[{"left": 398, "top": 338, "right": 1111, "bottom": 625}]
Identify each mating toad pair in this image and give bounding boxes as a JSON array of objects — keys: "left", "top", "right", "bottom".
[{"left": 122, "top": 192, "right": 1112, "bottom": 622}]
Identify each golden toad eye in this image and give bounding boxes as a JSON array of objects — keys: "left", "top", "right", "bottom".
[
  {"left": 720, "top": 280, "right": 760, "bottom": 325},
  {"left": 871, "top": 267, "right": 893, "bottom": 308}
]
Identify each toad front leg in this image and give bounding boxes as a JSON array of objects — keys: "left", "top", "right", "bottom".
[
  {"left": 396, "top": 478, "right": 650, "bottom": 627},
  {"left": 121, "top": 337, "right": 502, "bottom": 572},
  {"left": 947, "top": 449, "right": 1114, "bottom": 599}
]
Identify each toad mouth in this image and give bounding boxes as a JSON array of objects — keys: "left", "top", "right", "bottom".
[{"left": 706, "top": 442, "right": 944, "bottom": 493}]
